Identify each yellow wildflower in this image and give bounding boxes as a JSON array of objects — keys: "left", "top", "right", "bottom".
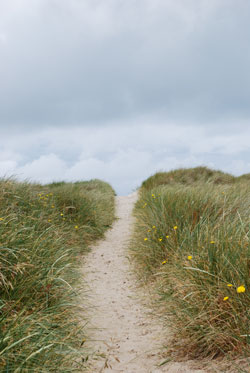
[
  {"left": 223, "top": 296, "right": 229, "bottom": 301},
  {"left": 162, "top": 259, "right": 167, "bottom": 265},
  {"left": 237, "top": 285, "right": 246, "bottom": 293},
  {"left": 60, "top": 213, "right": 64, "bottom": 216},
  {"left": 158, "top": 238, "right": 162, "bottom": 242},
  {"left": 48, "top": 219, "right": 52, "bottom": 223},
  {"left": 74, "top": 225, "right": 79, "bottom": 229},
  {"left": 152, "top": 194, "right": 155, "bottom": 198},
  {"left": 174, "top": 226, "right": 178, "bottom": 230},
  {"left": 144, "top": 238, "right": 148, "bottom": 241},
  {"left": 0, "top": 217, "right": 4, "bottom": 221},
  {"left": 147, "top": 229, "right": 151, "bottom": 232},
  {"left": 210, "top": 241, "right": 215, "bottom": 244},
  {"left": 166, "top": 235, "right": 169, "bottom": 238},
  {"left": 152, "top": 226, "right": 156, "bottom": 229},
  {"left": 227, "top": 284, "right": 233, "bottom": 287},
  {"left": 187, "top": 255, "right": 192, "bottom": 260}
]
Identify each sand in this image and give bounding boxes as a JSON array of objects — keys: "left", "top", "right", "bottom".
[{"left": 83, "top": 193, "right": 207, "bottom": 372}]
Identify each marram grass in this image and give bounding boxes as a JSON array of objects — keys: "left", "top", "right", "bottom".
[
  {"left": 0, "top": 178, "right": 115, "bottom": 372},
  {"left": 130, "top": 167, "right": 249, "bottom": 363}
]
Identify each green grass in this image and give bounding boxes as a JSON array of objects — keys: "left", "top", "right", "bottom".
[
  {"left": 141, "top": 166, "right": 241, "bottom": 190},
  {"left": 130, "top": 167, "right": 249, "bottom": 362},
  {"left": 0, "top": 178, "right": 115, "bottom": 372}
]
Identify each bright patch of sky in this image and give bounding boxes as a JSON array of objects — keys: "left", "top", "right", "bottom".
[{"left": 0, "top": 0, "right": 249, "bottom": 194}]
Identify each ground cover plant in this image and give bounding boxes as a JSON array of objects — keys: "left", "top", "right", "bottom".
[
  {"left": 0, "top": 178, "right": 115, "bottom": 372},
  {"left": 130, "top": 167, "right": 249, "bottom": 365}
]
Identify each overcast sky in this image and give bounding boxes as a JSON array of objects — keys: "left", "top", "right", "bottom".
[{"left": 0, "top": 0, "right": 249, "bottom": 194}]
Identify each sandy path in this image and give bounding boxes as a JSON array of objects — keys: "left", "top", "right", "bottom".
[{"left": 83, "top": 193, "right": 206, "bottom": 373}]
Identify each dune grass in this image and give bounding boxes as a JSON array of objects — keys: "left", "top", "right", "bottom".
[
  {"left": 130, "top": 167, "right": 249, "bottom": 363},
  {"left": 0, "top": 178, "right": 115, "bottom": 372}
]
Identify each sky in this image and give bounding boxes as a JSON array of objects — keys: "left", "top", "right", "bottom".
[{"left": 0, "top": 0, "right": 249, "bottom": 195}]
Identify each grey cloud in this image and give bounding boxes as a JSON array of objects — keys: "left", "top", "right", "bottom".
[
  {"left": 0, "top": 0, "right": 250, "bottom": 128},
  {"left": 0, "top": 1, "right": 249, "bottom": 194}
]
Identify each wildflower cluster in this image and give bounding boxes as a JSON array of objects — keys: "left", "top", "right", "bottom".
[
  {"left": 222, "top": 284, "right": 246, "bottom": 301},
  {"left": 143, "top": 223, "right": 174, "bottom": 245}
]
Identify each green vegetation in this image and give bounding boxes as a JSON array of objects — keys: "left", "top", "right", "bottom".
[
  {"left": 130, "top": 167, "right": 249, "bottom": 361},
  {"left": 141, "top": 166, "right": 237, "bottom": 190},
  {"left": 0, "top": 178, "right": 115, "bottom": 372}
]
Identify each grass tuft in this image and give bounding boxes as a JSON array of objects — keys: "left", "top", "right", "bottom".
[
  {"left": 141, "top": 166, "right": 236, "bottom": 190},
  {"left": 130, "top": 167, "right": 249, "bottom": 363},
  {"left": 0, "top": 178, "right": 115, "bottom": 372}
]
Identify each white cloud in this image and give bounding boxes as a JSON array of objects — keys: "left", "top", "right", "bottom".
[
  {"left": 224, "top": 159, "right": 250, "bottom": 176},
  {"left": 17, "top": 154, "right": 67, "bottom": 184},
  {"left": 0, "top": 160, "right": 17, "bottom": 176},
  {"left": 0, "top": 123, "right": 249, "bottom": 194},
  {"left": 0, "top": 33, "right": 7, "bottom": 44}
]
